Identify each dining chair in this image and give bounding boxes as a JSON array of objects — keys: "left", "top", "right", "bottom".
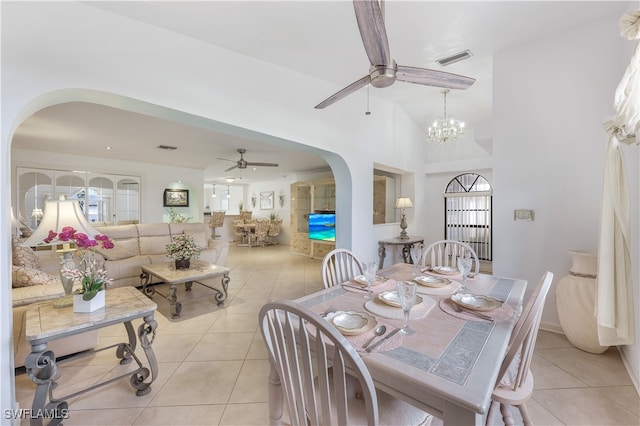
[
  {"left": 267, "top": 219, "right": 282, "bottom": 245},
  {"left": 259, "top": 300, "right": 433, "bottom": 426},
  {"left": 209, "top": 210, "right": 225, "bottom": 239},
  {"left": 248, "top": 218, "right": 270, "bottom": 247},
  {"left": 239, "top": 210, "right": 253, "bottom": 223},
  {"left": 421, "top": 239, "right": 480, "bottom": 275},
  {"left": 487, "top": 271, "right": 554, "bottom": 426},
  {"left": 321, "top": 249, "right": 363, "bottom": 289}
]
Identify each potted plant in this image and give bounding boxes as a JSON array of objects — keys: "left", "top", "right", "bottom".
[
  {"left": 43, "top": 226, "right": 114, "bottom": 312},
  {"left": 269, "top": 211, "right": 278, "bottom": 221},
  {"left": 166, "top": 234, "right": 201, "bottom": 270}
]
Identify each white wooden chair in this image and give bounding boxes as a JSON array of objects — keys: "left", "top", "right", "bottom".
[
  {"left": 421, "top": 239, "right": 480, "bottom": 275},
  {"left": 321, "top": 249, "right": 363, "bottom": 289},
  {"left": 259, "top": 300, "right": 433, "bottom": 426},
  {"left": 488, "top": 271, "right": 554, "bottom": 426}
]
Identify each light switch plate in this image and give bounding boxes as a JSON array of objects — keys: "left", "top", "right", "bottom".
[{"left": 514, "top": 209, "right": 535, "bottom": 221}]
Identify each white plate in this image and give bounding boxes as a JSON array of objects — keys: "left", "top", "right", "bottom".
[
  {"left": 378, "top": 290, "right": 423, "bottom": 308},
  {"left": 353, "top": 275, "right": 386, "bottom": 286},
  {"left": 414, "top": 275, "right": 451, "bottom": 288},
  {"left": 451, "top": 293, "right": 502, "bottom": 311},
  {"left": 328, "top": 311, "right": 377, "bottom": 335},
  {"left": 430, "top": 266, "right": 459, "bottom": 275}
]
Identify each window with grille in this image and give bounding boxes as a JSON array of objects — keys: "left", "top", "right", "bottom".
[{"left": 444, "top": 173, "right": 492, "bottom": 261}]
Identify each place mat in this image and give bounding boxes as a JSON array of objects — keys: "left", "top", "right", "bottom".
[
  {"left": 306, "top": 319, "right": 402, "bottom": 353},
  {"left": 416, "top": 280, "right": 461, "bottom": 296},
  {"left": 439, "top": 297, "right": 514, "bottom": 322},
  {"left": 342, "top": 278, "right": 396, "bottom": 294},
  {"left": 364, "top": 295, "right": 435, "bottom": 320}
]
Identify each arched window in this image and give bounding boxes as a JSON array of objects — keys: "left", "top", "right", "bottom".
[{"left": 444, "top": 173, "right": 492, "bottom": 261}]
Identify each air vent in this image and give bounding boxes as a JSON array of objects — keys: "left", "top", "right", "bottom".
[
  {"left": 158, "top": 145, "right": 177, "bottom": 150},
  {"left": 436, "top": 50, "right": 473, "bottom": 66}
]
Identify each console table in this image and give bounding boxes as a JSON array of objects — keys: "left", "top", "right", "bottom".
[
  {"left": 378, "top": 236, "right": 425, "bottom": 269},
  {"left": 24, "top": 287, "right": 158, "bottom": 426}
]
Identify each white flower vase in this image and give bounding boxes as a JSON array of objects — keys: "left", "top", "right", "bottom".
[
  {"left": 73, "top": 290, "right": 106, "bottom": 313},
  {"left": 556, "top": 251, "right": 609, "bottom": 354}
]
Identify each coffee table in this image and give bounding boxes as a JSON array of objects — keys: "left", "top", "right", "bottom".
[
  {"left": 140, "top": 260, "right": 230, "bottom": 318},
  {"left": 24, "top": 286, "right": 158, "bottom": 426}
]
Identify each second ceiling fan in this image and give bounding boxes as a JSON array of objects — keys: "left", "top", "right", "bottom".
[
  {"left": 218, "top": 148, "right": 279, "bottom": 172},
  {"left": 315, "top": 0, "right": 475, "bottom": 109}
]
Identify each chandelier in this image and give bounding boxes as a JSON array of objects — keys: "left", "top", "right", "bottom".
[{"left": 427, "top": 89, "right": 465, "bottom": 144}]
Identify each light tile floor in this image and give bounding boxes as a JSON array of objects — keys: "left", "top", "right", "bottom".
[{"left": 14, "top": 244, "right": 640, "bottom": 425}]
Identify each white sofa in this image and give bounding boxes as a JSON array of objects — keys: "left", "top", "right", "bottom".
[{"left": 92, "top": 222, "right": 229, "bottom": 288}]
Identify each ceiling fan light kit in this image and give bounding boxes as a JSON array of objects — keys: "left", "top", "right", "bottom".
[
  {"left": 428, "top": 89, "right": 465, "bottom": 145},
  {"left": 314, "top": 0, "right": 475, "bottom": 109}
]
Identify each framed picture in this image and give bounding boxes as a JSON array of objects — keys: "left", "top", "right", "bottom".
[
  {"left": 163, "top": 189, "right": 189, "bottom": 207},
  {"left": 260, "top": 191, "right": 274, "bottom": 210}
]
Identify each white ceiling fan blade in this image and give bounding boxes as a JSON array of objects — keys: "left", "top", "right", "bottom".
[
  {"left": 224, "top": 164, "right": 238, "bottom": 172},
  {"left": 217, "top": 157, "right": 236, "bottom": 162},
  {"left": 246, "top": 162, "right": 279, "bottom": 167},
  {"left": 396, "top": 65, "right": 476, "bottom": 90},
  {"left": 315, "top": 75, "right": 371, "bottom": 109},
  {"left": 353, "top": 0, "right": 391, "bottom": 66}
]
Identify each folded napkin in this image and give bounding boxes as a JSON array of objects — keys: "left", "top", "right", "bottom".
[
  {"left": 439, "top": 297, "right": 514, "bottom": 322},
  {"left": 343, "top": 278, "right": 396, "bottom": 293}
]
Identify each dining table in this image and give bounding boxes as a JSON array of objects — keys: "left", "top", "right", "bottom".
[{"left": 266, "top": 262, "right": 527, "bottom": 425}]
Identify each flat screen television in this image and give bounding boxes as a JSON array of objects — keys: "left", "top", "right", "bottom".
[{"left": 308, "top": 213, "right": 336, "bottom": 242}]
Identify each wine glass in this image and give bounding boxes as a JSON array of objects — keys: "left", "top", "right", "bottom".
[
  {"left": 396, "top": 281, "right": 417, "bottom": 335},
  {"left": 362, "top": 261, "right": 378, "bottom": 300},
  {"left": 456, "top": 256, "right": 473, "bottom": 293},
  {"left": 410, "top": 243, "right": 424, "bottom": 277}
]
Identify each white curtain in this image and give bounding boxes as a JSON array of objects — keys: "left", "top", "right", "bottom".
[{"left": 597, "top": 10, "right": 640, "bottom": 346}]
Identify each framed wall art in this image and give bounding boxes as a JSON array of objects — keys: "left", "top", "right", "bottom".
[
  {"left": 163, "top": 189, "right": 189, "bottom": 207},
  {"left": 260, "top": 191, "right": 274, "bottom": 210}
]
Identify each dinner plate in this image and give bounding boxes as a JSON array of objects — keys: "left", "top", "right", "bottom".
[
  {"left": 451, "top": 293, "right": 502, "bottom": 311},
  {"left": 414, "top": 275, "right": 451, "bottom": 288},
  {"left": 429, "top": 266, "right": 459, "bottom": 275},
  {"left": 353, "top": 275, "right": 386, "bottom": 286},
  {"left": 378, "top": 290, "right": 423, "bottom": 308},
  {"left": 327, "top": 311, "right": 377, "bottom": 335}
]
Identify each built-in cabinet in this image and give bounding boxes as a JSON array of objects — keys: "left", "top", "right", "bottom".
[
  {"left": 17, "top": 167, "right": 141, "bottom": 229},
  {"left": 290, "top": 178, "right": 335, "bottom": 259}
]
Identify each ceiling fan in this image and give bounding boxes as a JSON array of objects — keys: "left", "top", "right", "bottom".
[
  {"left": 315, "top": 0, "right": 476, "bottom": 109},
  {"left": 218, "top": 148, "right": 279, "bottom": 172}
]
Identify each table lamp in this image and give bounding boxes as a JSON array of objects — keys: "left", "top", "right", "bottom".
[
  {"left": 22, "top": 199, "right": 101, "bottom": 308},
  {"left": 395, "top": 197, "right": 413, "bottom": 240}
]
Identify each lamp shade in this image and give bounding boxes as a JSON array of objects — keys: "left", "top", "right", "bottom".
[
  {"left": 395, "top": 198, "right": 414, "bottom": 209},
  {"left": 22, "top": 199, "right": 100, "bottom": 247}
]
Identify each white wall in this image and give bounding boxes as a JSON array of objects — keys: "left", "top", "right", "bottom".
[{"left": 493, "top": 13, "right": 638, "bottom": 386}]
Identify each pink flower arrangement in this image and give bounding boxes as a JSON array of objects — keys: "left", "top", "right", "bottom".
[{"left": 43, "top": 226, "right": 115, "bottom": 300}]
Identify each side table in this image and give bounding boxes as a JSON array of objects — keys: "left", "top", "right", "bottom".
[
  {"left": 378, "top": 236, "right": 425, "bottom": 269},
  {"left": 24, "top": 287, "right": 158, "bottom": 426}
]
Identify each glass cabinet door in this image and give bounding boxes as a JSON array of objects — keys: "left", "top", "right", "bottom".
[{"left": 116, "top": 177, "right": 140, "bottom": 224}]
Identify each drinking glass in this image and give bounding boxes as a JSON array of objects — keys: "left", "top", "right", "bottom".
[
  {"left": 396, "top": 281, "right": 417, "bottom": 334},
  {"left": 362, "top": 261, "right": 377, "bottom": 300},
  {"left": 456, "top": 256, "right": 473, "bottom": 293},
  {"left": 410, "top": 243, "right": 424, "bottom": 277}
]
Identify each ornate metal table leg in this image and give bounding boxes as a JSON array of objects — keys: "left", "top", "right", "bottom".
[
  {"left": 25, "top": 343, "right": 68, "bottom": 426},
  {"left": 402, "top": 243, "right": 412, "bottom": 264},
  {"left": 116, "top": 321, "right": 137, "bottom": 365},
  {"left": 130, "top": 314, "right": 158, "bottom": 396},
  {"left": 168, "top": 283, "right": 181, "bottom": 318},
  {"left": 378, "top": 242, "right": 386, "bottom": 270},
  {"left": 140, "top": 271, "right": 155, "bottom": 297},
  {"left": 215, "top": 273, "right": 230, "bottom": 305}
]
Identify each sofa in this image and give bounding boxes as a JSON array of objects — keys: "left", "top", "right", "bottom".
[
  {"left": 12, "top": 222, "right": 229, "bottom": 368},
  {"left": 91, "top": 222, "right": 229, "bottom": 288}
]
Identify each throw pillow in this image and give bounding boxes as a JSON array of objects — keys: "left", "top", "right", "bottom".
[
  {"left": 12, "top": 266, "right": 58, "bottom": 288},
  {"left": 12, "top": 245, "right": 41, "bottom": 270},
  {"left": 93, "top": 244, "right": 134, "bottom": 261},
  {"left": 184, "top": 230, "right": 208, "bottom": 249}
]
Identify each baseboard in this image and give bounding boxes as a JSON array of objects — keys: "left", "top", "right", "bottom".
[
  {"left": 619, "top": 347, "right": 640, "bottom": 396},
  {"left": 539, "top": 321, "right": 564, "bottom": 334}
]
